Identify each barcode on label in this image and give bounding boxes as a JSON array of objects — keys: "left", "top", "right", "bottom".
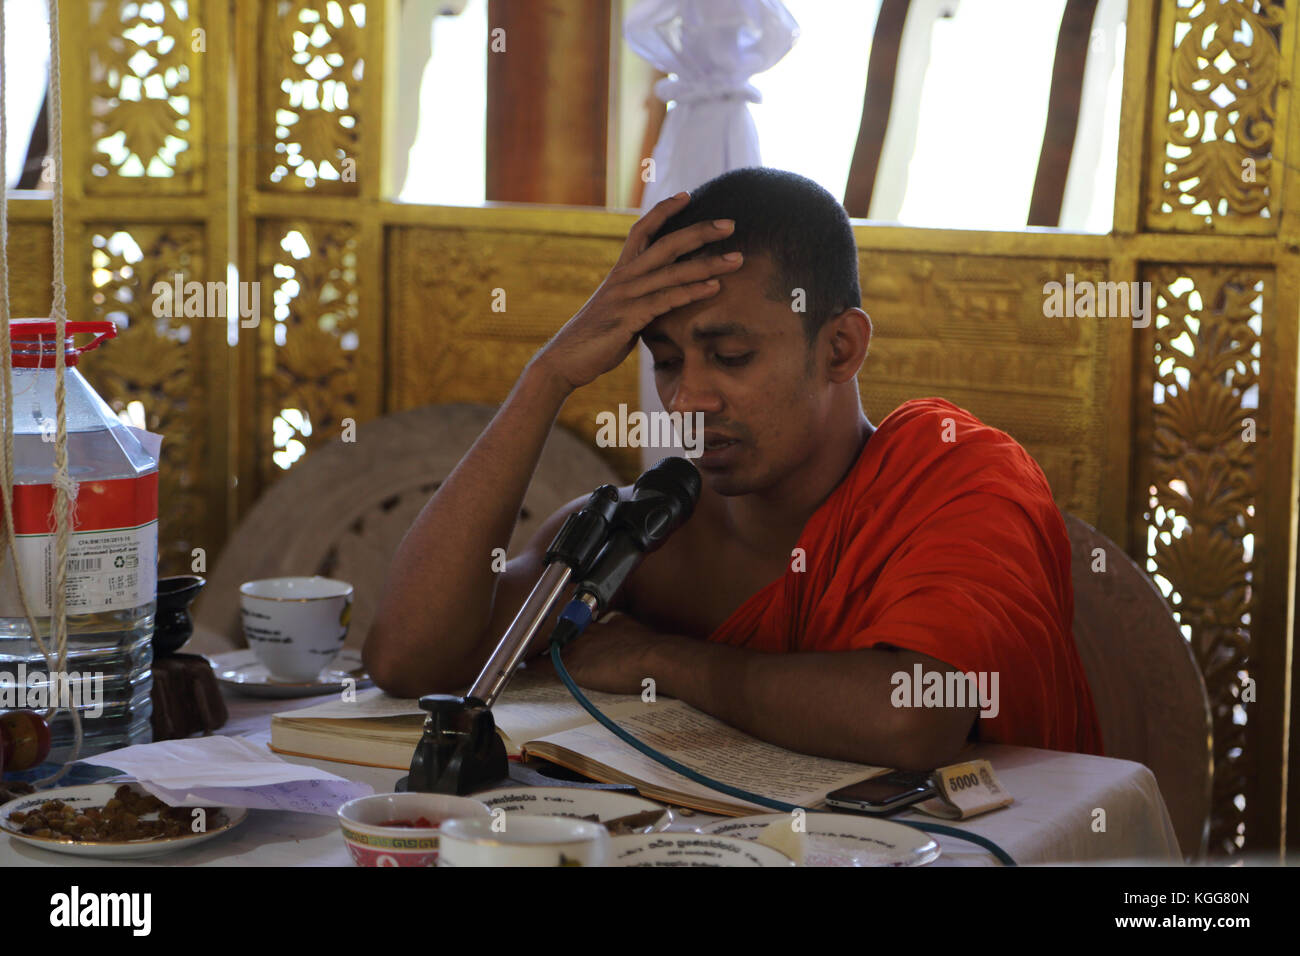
[{"left": 68, "top": 557, "right": 102, "bottom": 572}]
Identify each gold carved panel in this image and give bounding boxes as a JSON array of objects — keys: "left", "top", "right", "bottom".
[
  {"left": 259, "top": 0, "right": 366, "bottom": 193},
  {"left": 1138, "top": 263, "right": 1264, "bottom": 855},
  {"left": 857, "top": 251, "right": 1112, "bottom": 524},
  {"left": 1146, "top": 0, "right": 1286, "bottom": 232},
  {"left": 77, "top": 223, "right": 212, "bottom": 574},
  {"left": 386, "top": 226, "right": 641, "bottom": 481},
  {"left": 86, "top": 0, "right": 206, "bottom": 193},
  {"left": 255, "top": 219, "right": 362, "bottom": 487}
]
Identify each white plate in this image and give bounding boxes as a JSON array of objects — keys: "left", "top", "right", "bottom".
[
  {"left": 474, "top": 786, "right": 672, "bottom": 833},
  {"left": 208, "top": 648, "right": 370, "bottom": 698},
  {"left": 611, "top": 832, "right": 795, "bottom": 867},
  {"left": 0, "top": 783, "right": 247, "bottom": 859},
  {"left": 699, "top": 812, "right": 940, "bottom": 866}
]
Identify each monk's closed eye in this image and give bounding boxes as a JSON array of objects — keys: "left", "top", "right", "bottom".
[{"left": 716, "top": 352, "right": 755, "bottom": 368}]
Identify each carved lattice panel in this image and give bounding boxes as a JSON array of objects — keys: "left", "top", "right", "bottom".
[
  {"left": 76, "top": 223, "right": 211, "bottom": 573},
  {"left": 1146, "top": 0, "right": 1286, "bottom": 232},
  {"left": 1138, "top": 263, "right": 1265, "bottom": 855},
  {"left": 386, "top": 226, "right": 642, "bottom": 481},
  {"left": 86, "top": 0, "right": 206, "bottom": 193},
  {"left": 256, "top": 219, "right": 361, "bottom": 487},
  {"left": 259, "top": 0, "right": 366, "bottom": 192},
  {"left": 857, "top": 251, "right": 1113, "bottom": 524}
]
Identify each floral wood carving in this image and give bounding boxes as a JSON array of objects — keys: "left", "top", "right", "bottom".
[
  {"left": 87, "top": 0, "right": 204, "bottom": 192},
  {"left": 1143, "top": 264, "right": 1262, "bottom": 855},
  {"left": 261, "top": 0, "right": 365, "bottom": 192},
  {"left": 79, "top": 224, "right": 209, "bottom": 573},
  {"left": 257, "top": 220, "right": 360, "bottom": 486},
  {"left": 1150, "top": 0, "right": 1284, "bottom": 231}
]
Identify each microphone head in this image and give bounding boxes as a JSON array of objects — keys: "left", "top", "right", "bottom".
[{"left": 633, "top": 456, "right": 703, "bottom": 519}]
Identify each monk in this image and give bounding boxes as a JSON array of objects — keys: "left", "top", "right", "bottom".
[{"left": 365, "top": 167, "right": 1102, "bottom": 771}]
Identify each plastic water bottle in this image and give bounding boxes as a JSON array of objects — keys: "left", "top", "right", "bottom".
[{"left": 0, "top": 319, "right": 158, "bottom": 764}]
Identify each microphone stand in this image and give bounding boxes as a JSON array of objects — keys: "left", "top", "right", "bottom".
[{"left": 400, "top": 485, "right": 619, "bottom": 795}]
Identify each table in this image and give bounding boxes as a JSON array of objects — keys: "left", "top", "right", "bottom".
[{"left": 1, "top": 688, "right": 1183, "bottom": 867}]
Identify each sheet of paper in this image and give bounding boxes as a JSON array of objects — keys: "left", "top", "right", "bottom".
[
  {"left": 532, "top": 698, "right": 885, "bottom": 811},
  {"left": 78, "top": 736, "right": 373, "bottom": 814},
  {"left": 135, "top": 779, "right": 369, "bottom": 815}
]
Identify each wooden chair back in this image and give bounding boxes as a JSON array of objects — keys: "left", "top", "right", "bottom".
[
  {"left": 190, "top": 403, "right": 620, "bottom": 656},
  {"left": 1064, "top": 514, "right": 1213, "bottom": 860}
]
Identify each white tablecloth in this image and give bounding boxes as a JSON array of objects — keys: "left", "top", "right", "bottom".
[{"left": 1, "top": 690, "right": 1183, "bottom": 867}]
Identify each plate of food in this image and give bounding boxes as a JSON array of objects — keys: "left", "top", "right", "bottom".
[
  {"left": 699, "top": 812, "right": 941, "bottom": 866},
  {"left": 0, "top": 783, "right": 246, "bottom": 859},
  {"left": 473, "top": 786, "right": 672, "bottom": 834}
]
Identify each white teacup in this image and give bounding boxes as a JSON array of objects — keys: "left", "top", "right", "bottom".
[
  {"left": 239, "top": 576, "right": 353, "bottom": 683},
  {"left": 436, "top": 814, "right": 611, "bottom": 867}
]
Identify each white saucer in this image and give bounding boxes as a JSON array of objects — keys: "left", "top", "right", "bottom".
[
  {"left": 1, "top": 783, "right": 246, "bottom": 860},
  {"left": 207, "top": 648, "right": 370, "bottom": 698},
  {"left": 699, "top": 812, "right": 941, "bottom": 866}
]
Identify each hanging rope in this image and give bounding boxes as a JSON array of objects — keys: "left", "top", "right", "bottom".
[
  {"left": 38, "top": 0, "right": 82, "bottom": 786},
  {"left": 0, "top": 0, "right": 81, "bottom": 785}
]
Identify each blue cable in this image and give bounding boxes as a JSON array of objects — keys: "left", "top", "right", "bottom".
[{"left": 549, "top": 635, "right": 1016, "bottom": 866}]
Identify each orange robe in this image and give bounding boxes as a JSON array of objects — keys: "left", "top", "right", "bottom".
[{"left": 707, "top": 398, "right": 1103, "bottom": 755}]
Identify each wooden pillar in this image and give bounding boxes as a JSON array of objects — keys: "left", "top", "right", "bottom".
[{"left": 486, "top": 0, "right": 610, "bottom": 205}]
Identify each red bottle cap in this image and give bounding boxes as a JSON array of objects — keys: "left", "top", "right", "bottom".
[{"left": 8, "top": 318, "right": 117, "bottom": 368}]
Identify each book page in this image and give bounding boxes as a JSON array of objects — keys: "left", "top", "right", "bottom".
[
  {"left": 490, "top": 667, "right": 643, "bottom": 745},
  {"left": 531, "top": 698, "right": 886, "bottom": 811},
  {"left": 270, "top": 668, "right": 639, "bottom": 746},
  {"left": 272, "top": 687, "right": 422, "bottom": 721}
]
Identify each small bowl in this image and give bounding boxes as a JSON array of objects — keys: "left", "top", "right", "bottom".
[
  {"left": 153, "top": 575, "right": 206, "bottom": 656},
  {"left": 337, "top": 792, "right": 491, "bottom": 867}
]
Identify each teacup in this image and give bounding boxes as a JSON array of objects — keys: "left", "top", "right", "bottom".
[
  {"left": 436, "top": 814, "right": 611, "bottom": 867},
  {"left": 239, "top": 576, "right": 353, "bottom": 683}
]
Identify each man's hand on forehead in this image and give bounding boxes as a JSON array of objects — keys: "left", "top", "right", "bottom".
[{"left": 528, "top": 192, "right": 746, "bottom": 394}]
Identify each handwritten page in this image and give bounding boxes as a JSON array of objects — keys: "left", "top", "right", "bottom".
[
  {"left": 490, "top": 668, "right": 642, "bottom": 748},
  {"left": 531, "top": 698, "right": 885, "bottom": 812}
]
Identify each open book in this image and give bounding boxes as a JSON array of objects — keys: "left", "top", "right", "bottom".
[{"left": 269, "top": 667, "right": 888, "bottom": 815}]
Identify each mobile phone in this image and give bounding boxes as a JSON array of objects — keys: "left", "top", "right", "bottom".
[{"left": 825, "top": 771, "right": 937, "bottom": 814}]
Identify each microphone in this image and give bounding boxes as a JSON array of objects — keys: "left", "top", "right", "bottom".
[{"left": 553, "top": 456, "right": 702, "bottom": 641}]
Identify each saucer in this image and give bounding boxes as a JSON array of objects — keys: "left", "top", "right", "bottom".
[
  {"left": 698, "top": 812, "right": 941, "bottom": 866},
  {"left": 207, "top": 648, "right": 371, "bottom": 698}
]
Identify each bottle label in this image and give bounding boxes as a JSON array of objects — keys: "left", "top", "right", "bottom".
[{"left": 0, "top": 472, "right": 158, "bottom": 617}]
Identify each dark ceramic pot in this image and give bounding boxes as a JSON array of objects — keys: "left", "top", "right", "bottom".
[{"left": 153, "top": 575, "right": 206, "bottom": 657}]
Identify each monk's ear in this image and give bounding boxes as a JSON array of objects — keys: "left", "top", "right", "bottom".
[{"left": 821, "top": 307, "right": 871, "bottom": 383}]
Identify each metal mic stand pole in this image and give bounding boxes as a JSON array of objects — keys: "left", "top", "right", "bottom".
[{"left": 400, "top": 486, "right": 620, "bottom": 795}]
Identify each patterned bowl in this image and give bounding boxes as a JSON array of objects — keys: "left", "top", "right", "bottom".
[{"left": 337, "top": 792, "right": 491, "bottom": 867}]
